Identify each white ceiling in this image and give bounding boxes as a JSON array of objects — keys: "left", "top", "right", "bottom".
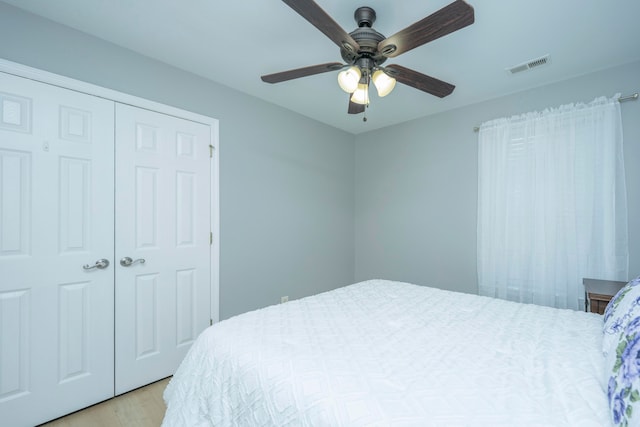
[{"left": 4, "top": 0, "right": 640, "bottom": 134}]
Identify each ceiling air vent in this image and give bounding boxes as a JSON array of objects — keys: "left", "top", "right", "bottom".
[{"left": 506, "top": 55, "right": 550, "bottom": 74}]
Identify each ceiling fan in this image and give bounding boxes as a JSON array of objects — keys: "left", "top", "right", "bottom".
[{"left": 261, "top": 0, "right": 475, "bottom": 117}]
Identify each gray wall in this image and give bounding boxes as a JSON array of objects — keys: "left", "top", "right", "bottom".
[
  {"left": 0, "top": 3, "right": 355, "bottom": 320},
  {"left": 3, "top": 3, "right": 637, "bottom": 311},
  {"left": 355, "top": 60, "right": 640, "bottom": 294}
]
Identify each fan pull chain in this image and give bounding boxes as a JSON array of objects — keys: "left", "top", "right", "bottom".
[{"left": 363, "top": 74, "right": 369, "bottom": 122}]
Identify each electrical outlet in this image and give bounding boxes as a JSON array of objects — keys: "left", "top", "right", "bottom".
[{"left": 280, "top": 296, "right": 289, "bottom": 304}]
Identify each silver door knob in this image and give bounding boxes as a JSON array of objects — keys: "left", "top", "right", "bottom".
[
  {"left": 120, "top": 257, "right": 146, "bottom": 267},
  {"left": 83, "top": 259, "right": 110, "bottom": 270}
]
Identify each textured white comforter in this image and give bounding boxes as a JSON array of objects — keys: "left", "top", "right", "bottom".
[{"left": 163, "top": 280, "right": 611, "bottom": 426}]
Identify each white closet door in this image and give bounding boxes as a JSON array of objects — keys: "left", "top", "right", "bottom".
[
  {"left": 114, "top": 104, "right": 211, "bottom": 394},
  {"left": 0, "top": 73, "right": 115, "bottom": 426}
]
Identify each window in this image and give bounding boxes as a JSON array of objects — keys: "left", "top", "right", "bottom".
[{"left": 477, "top": 95, "right": 628, "bottom": 309}]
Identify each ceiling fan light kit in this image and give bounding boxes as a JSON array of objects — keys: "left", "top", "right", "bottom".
[
  {"left": 261, "top": 0, "right": 475, "bottom": 118},
  {"left": 351, "top": 82, "right": 370, "bottom": 105},
  {"left": 372, "top": 69, "right": 396, "bottom": 97},
  {"left": 337, "top": 66, "right": 361, "bottom": 93},
  {"left": 339, "top": 66, "right": 396, "bottom": 99}
]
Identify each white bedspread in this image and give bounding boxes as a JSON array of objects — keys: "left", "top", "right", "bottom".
[{"left": 163, "top": 280, "right": 611, "bottom": 426}]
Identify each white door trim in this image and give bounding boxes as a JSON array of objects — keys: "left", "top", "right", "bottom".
[
  {"left": 0, "top": 59, "right": 218, "bottom": 126},
  {"left": 0, "top": 58, "right": 220, "bottom": 324}
]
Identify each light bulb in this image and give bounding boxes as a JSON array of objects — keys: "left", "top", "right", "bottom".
[
  {"left": 337, "top": 66, "right": 361, "bottom": 93},
  {"left": 372, "top": 70, "right": 396, "bottom": 97},
  {"left": 350, "top": 83, "right": 370, "bottom": 105}
]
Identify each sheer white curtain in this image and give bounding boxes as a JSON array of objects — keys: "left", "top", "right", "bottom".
[{"left": 477, "top": 95, "right": 628, "bottom": 309}]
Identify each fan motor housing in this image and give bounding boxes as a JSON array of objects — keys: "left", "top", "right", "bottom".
[{"left": 341, "top": 7, "right": 387, "bottom": 65}]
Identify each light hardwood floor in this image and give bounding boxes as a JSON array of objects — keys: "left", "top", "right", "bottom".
[{"left": 39, "top": 377, "right": 171, "bottom": 427}]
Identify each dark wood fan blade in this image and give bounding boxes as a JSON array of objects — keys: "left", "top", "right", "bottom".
[
  {"left": 261, "top": 62, "right": 343, "bottom": 83},
  {"left": 385, "top": 64, "right": 455, "bottom": 98},
  {"left": 378, "top": 0, "right": 474, "bottom": 58},
  {"left": 282, "top": 0, "right": 360, "bottom": 53},
  {"left": 348, "top": 97, "right": 365, "bottom": 114}
]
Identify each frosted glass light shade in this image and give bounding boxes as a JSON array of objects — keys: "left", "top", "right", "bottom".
[
  {"left": 372, "top": 70, "right": 396, "bottom": 97},
  {"left": 337, "top": 66, "right": 361, "bottom": 93},
  {"left": 350, "top": 83, "right": 370, "bottom": 105}
]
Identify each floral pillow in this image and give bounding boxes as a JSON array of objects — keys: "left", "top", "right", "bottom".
[
  {"left": 607, "top": 314, "right": 640, "bottom": 426},
  {"left": 603, "top": 277, "right": 640, "bottom": 357}
]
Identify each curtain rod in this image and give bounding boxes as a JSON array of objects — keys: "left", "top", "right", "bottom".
[{"left": 472, "top": 92, "right": 639, "bottom": 132}]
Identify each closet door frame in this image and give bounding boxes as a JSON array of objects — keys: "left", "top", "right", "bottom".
[{"left": 0, "top": 58, "right": 221, "bottom": 325}]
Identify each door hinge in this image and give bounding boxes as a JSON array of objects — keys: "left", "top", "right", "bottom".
[
  {"left": 210, "top": 231, "right": 213, "bottom": 245},
  {"left": 210, "top": 319, "right": 213, "bottom": 326},
  {"left": 209, "top": 144, "right": 214, "bottom": 158}
]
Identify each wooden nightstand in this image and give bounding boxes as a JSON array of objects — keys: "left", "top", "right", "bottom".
[{"left": 583, "top": 278, "right": 626, "bottom": 314}]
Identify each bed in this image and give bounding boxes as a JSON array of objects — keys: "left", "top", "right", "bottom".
[{"left": 162, "top": 278, "right": 640, "bottom": 426}]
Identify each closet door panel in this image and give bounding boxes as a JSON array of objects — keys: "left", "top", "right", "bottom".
[
  {"left": 115, "top": 103, "right": 211, "bottom": 395},
  {"left": 0, "top": 72, "right": 115, "bottom": 427}
]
